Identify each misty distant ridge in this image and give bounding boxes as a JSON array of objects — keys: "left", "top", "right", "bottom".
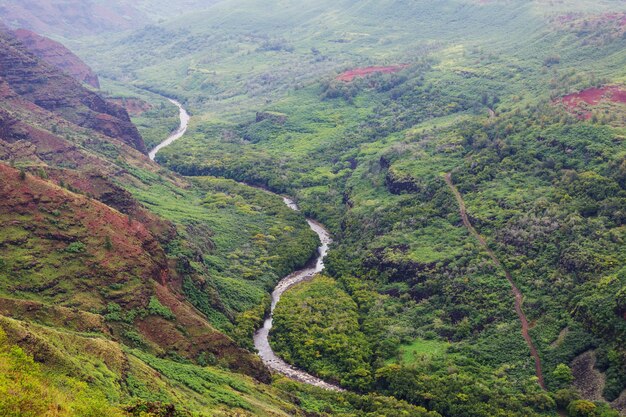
[{"left": 0, "top": 0, "right": 221, "bottom": 36}]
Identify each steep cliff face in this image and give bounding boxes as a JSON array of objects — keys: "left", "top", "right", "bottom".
[
  {"left": 12, "top": 28, "right": 100, "bottom": 88},
  {"left": 0, "top": 29, "right": 147, "bottom": 154}
]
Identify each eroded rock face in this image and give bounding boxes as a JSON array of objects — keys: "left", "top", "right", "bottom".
[
  {"left": 12, "top": 28, "right": 100, "bottom": 88},
  {"left": 0, "top": 29, "right": 147, "bottom": 154},
  {"left": 108, "top": 98, "right": 153, "bottom": 116}
]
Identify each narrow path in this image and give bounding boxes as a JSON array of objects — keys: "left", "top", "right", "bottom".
[
  {"left": 150, "top": 97, "right": 341, "bottom": 391},
  {"left": 444, "top": 173, "right": 546, "bottom": 390}
]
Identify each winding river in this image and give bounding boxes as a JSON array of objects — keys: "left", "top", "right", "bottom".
[
  {"left": 149, "top": 98, "right": 341, "bottom": 391},
  {"left": 252, "top": 206, "right": 341, "bottom": 390},
  {"left": 148, "top": 99, "right": 190, "bottom": 161}
]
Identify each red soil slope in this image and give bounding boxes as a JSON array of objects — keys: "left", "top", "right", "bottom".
[
  {"left": 0, "top": 163, "right": 169, "bottom": 305},
  {"left": 0, "top": 30, "right": 270, "bottom": 381},
  {"left": 337, "top": 65, "right": 408, "bottom": 82},
  {"left": 12, "top": 28, "right": 100, "bottom": 88},
  {"left": 0, "top": 163, "right": 269, "bottom": 381},
  {"left": 561, "top": 86, "right": 626, "bottom": 119}
]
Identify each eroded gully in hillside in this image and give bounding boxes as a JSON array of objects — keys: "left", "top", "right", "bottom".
[{"left": 149, "top": 98, "right": 342, "bottom": 391}]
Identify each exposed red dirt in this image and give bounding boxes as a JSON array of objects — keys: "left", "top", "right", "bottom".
[
  {"left": 337, "top": 65, "right": 408, "bottom": 82},
  {"left": 560, "top": 86, "right": 626, "bottom": 119},
  {"left": 0, "top": 163, "right": 169, "bottom": 303},
  {"left": 0, "top": 163, "right": 268, "bottom": 379},
  {"left": 0, "top": 29, "right": 272, "bottom": 382}
]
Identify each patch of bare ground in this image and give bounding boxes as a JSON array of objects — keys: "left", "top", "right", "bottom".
[
  {"left": 612, "top": 389, "right": 626, "bottom": 416},
  {"left": 571, "top": 351, "right": 626, "bottom": 415},
  {"left": 572, "top": 351, "right": 606, "bottom": 401}
]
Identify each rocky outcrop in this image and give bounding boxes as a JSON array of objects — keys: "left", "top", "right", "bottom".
[
  {"left": 0, "top": 29, "right": 147, "bottom": 154},
  {"left": 571, "top": 351, "right": 606, "bottom": 402},
  {"left": 12, "top": 29, "right": 100, "bottom": 88},
  {"left": 385, "top": 168, "right": 422, "bottom": 194},
  {"left": 109, "top": 97, "right": 153, "bottom": 116},
  {"left": 256, "top": 111, "right": 288, "bottom": 124}
]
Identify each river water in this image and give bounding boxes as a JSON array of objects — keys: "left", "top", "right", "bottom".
[
  {"left": 149, "top": 99, "right": 190, "bottom": 161},
  {"left": 252, "top": 197, "right": 341, "bottom": 390},
  {"left": 150, "top": 99, "right": 341, "bottom": 391}
]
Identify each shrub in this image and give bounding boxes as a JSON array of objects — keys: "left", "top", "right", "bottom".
[
  {"left": 554, "top": 389, "right": 580, "bottom": 409},
  {"left": 104, "top": 302, "right": 124, "bottom": 322},
  {"left": 553, "top": 363, "right": 575, "bottom": 385},
  {"left": 104, "top": 236, "right": 113, "bottom": 251},
  {"left": 567, "top": 400, "right": 596, "bottom": 417},
  {"left": 66, "top": 242, "right": 87, "bottom": 254},
  {"left": 147, "top": 296, "right": 175, "bottom": 320}
]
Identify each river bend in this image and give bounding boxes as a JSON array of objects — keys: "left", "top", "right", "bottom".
[
  {"left": 150, "top": 98, "right": 341, "bottom": 391},
  {"left": 149, "top": 99, "right": 190, "bottom": 161}
]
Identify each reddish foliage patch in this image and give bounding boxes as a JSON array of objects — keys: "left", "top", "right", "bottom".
[
  {"left": 560, "top": 86, "right": 626, "bottom": 119},
  {"left": 602, "top": 12, "right": 626, "bottom": 27},
  {"left": 336, "top": 65, "right": 408, "bottom": 82},
  {"left": 0, "top": 163, "right": 169, "bottom": 294},
  {"left": 555, "top": 12, "right": 626, "bottom": 27}
]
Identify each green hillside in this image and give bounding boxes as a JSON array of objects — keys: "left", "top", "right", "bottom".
[{"left": 2, "top": 0, "right": 626, "bottom": 416}]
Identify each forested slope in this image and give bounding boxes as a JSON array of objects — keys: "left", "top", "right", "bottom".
[
  {"left": 83, "top": 1, "right": 626, "bottom": 415},
  {"left": 2, "top": 0, "right": 626, "bottom": 415}
]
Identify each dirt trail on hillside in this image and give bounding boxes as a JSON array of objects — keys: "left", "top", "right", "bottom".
[{"left": 444, "top": 173, "right": 546, "bottom": 390}]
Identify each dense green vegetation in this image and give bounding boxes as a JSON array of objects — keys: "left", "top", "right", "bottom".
[
  {"left": 0, "top": 326, "right": 125, "bottom": 417},
  {"left": 272, "top": 276, "right": 373, "bottom": 390},
  {"left": 78, "top": 0, "right": 626, "bottom": 415},
  {"left": 0, "top": 314, "right": 454, "bottom": 417},
  {"left": 4, "top": 0, "right": 626, "bottom": 415},
  {"left": 110, "top": 166, "right": 320, "bottom": 339}
]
